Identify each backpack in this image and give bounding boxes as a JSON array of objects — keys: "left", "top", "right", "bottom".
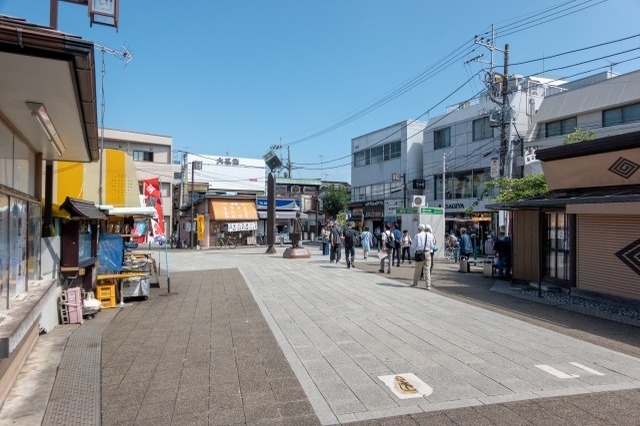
[
  {"left": 385, "top": 231, "right": 394, "bottom": 249},
  {"left": 344, "top": 229, "right": 356, "bottom": 245}
]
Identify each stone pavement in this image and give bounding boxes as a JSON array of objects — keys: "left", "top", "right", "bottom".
[{"left": 1, "top": 245, "right": 640, "bottom": 425}]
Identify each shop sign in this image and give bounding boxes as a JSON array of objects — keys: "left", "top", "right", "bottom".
[
  {"left": 364, "top": 200, "right": 384, "bottom": 208},
  {"left": 226, "top": 222, "right": 258, "bottom": 232},
  {"left": 445, "top": 203, "right": 465, "bottom": 210}
]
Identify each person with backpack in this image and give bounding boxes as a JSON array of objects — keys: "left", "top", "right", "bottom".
[
  {"left": 391, "top": 224, "right": 402, "bottom": 267},
  {"left": 378, "top": 224, "right": 394, "bottom": 274},
  {"left": 343, "top": 223, "right": 358, "bottom": 268}
]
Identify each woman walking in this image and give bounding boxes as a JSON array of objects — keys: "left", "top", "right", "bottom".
[{"left": 360, "top": 226, "right": 372, "bottom": 260}]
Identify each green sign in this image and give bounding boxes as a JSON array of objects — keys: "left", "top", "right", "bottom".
[
  {"left": 420, "top": 207, "right": 443, "bottom": 214},
  {"left": 396, "top": 208, "right": 417, "bottom": 214}
]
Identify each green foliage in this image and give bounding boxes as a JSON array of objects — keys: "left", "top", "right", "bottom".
[
  {"left": 564, "top": 128, "right": 596, "bottom": 145},
  {"left": 465, "top": 174, "right": 548, "bottom": 215},
  {"left": 321, "top": 185, "right": 350, "bottom": 220}
]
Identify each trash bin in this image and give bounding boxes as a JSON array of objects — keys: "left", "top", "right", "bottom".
[{"left": 483, "top": 257, "right": 494, "bottom": 277}]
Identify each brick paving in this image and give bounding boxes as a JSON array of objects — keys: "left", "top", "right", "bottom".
[{"left": 5, "top": 246, "right": 640, "bottom": 425}]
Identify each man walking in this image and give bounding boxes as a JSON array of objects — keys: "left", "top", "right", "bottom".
[
  {"left": 410, "top": 224, "right": 435, "bottom": 289},
  {"left": 343, "top": 223, "right": 358, "bottom": 268},
  {"left": 391, "top": 224, "right": 402, "bottom": 267},
  {"left": 329, "top": 222, "right": 343, "bottom": 263},
  {"left": 378, "top": 224, "right": 394, "bottom": 274}
]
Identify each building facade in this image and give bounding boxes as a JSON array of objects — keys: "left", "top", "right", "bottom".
[
  {"left": 0, "top": 15, "right": 99, "bottom": 404},
  {"left": 101, "top": 128, "right": 177, "bottom": 238},
  {"left": 350, "top": 120, "right": 427, "bottom": 232}
]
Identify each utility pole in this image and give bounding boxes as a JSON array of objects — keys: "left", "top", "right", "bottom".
[
  {"left": 95, "top": 43, "right": 132, "bottom": 205},
  {"left": 500, "top": 44, "right": 510, "bottom": 178}
]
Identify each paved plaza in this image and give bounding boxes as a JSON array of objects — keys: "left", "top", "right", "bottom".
[{"left": 1, "top": 245, "right": 640, "bottom": 425}]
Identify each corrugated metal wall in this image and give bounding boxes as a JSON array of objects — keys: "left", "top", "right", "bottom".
[
  {"left": 577, "top": 215, "right": 640, "bottom": 300},
  {"left": 512, "top": 209, "right": 540, "bottom": 283}
]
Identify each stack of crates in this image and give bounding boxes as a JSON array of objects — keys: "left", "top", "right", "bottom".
[{"left": 96, "top": 282, "right": 117, "bottom": 308}]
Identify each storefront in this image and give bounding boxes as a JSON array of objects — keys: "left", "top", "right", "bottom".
[
  {"left": 363, "top": 200, "right": 384, "bottom": 234},
  {"left": 207, "top": 198, "right": 259, "bottom": 247},
  {"left": 256, "top": 198, "right": 308, "bottom": 241}
]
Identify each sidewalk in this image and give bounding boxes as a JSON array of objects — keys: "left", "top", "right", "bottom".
[{"left": 1, "top": 246, "right": 639, "bottom": 425}]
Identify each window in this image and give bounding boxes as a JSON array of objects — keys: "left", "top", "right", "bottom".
[
  {"left": 603, "top": 102, "right": 640, "bottom": 127},
  {"left": 545, "top": 211, "right": 569, "bottom": 282},
  {"left": 133, "top": 150, "right": 154, "bottom": 162},
  {"left": 434, "top": 127, "right": 451, "bottom": 150},
  {"left": 472, "top": 117, "right": 493, "bottom": 141},
  {"left": 354, "top": 151, "right": 366, "bottom": 167},
  {"left": 384, "top": 141, "right": 401, "bottom": 160},
  {"left": 545, "top": 117, "right": 577, "bottom": 137},
  {"left": 370, "top": 146, "right": 383, "bottom": 164}
]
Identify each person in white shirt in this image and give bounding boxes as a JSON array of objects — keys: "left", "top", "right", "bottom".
[
  {"left": 410, "top": 223, "right": 436, "bottom": 289},
  {"left": 378, "top": 224, "right": 393, "bottom": 274}
]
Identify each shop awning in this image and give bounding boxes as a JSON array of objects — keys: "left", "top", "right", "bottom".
[
  {"left": 60, "top": 197, "right": 107, "bottom": 220},
  {"left": 210, "top": 200, "right": 258, "bottom": 220},
  {"left": 258, "top": 211, "right": 309, "bottom": 220}
]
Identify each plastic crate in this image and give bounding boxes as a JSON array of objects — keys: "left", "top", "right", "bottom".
[{"left": 96, "top": 283, "right": 117, "bottom": 308}]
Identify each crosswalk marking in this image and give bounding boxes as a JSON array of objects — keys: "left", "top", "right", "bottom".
[
  {"left": 535, "top": 364, "right": 580, "bottom": 379},
  {"left": 570, "top": 362, "right": 605, "bottom": 376}
]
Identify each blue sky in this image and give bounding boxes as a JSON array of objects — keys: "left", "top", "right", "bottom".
[{"left": 2, "top": 0, "right": 640, "bottom": 183}]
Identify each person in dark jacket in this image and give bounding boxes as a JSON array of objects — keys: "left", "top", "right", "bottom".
[
  {"left": 343, "top": 223, "right": 358, "bottom": 268},
  {"left": 494, "top": 233, "right": 512, "bottom": 278}
]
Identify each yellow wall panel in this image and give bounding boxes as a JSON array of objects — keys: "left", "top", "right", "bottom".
[{"left": 55, "top": 162, "right": 84, "bottom": 206}]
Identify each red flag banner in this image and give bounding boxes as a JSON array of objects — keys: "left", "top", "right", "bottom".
[{"left": 142, "top": 178, "right": 166, "bottom": 242}]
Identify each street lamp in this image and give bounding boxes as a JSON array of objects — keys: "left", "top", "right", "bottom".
[{"left": 190, "top": 160, "right": 202, "bottom": 248}]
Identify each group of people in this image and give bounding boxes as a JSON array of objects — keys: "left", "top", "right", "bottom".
[{"left": 322, "top": 220, "right": 512, "bottom": 286}]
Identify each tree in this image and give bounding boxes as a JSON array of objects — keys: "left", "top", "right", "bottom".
[
  {"left": 321, "top": 185, "right": 350, "bottom": 221},
  {"left": 465, "top": 174, "right": 548, "bottom": 215},
  {"left": 564, "top": 128, "right": 596, "bottom": 145}
]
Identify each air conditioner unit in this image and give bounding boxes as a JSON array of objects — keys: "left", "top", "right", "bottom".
[{"left": 412, "top": 195, "right": 426, "bottom": 208}]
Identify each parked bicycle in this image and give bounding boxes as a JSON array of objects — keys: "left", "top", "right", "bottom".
[{"left": 213, "top": 235, "right": 237, "bottom": 249}]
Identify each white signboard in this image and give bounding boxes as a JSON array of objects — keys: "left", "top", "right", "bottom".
[
  {"left": 490, "top": 157, "right": 500, "bottom": 178},
  {"left": 227, "top": 222, "right": 258, "bottom": 232}
]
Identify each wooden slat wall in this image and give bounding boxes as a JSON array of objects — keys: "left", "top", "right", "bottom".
[
  {"left": 577, "top": 215, "right": 640, "bottom": 300},
  {"left": 512, "top": 209, "right": 540, "bottom": 283}
]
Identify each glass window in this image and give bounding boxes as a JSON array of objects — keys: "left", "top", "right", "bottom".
[
  {"left": 472, "top": 117, "right": 493, "bottom": 141},
  {"left": 354, "top": 151, "right": 366, "bottom": 167},
  {"left": 370, "top": 146, "right": 383, "bottom": 164},
  {"left": 545, "top": 117, "right": 577, "bottom": 137},
  {"left": 9, "top": 198, "right": 27, "bottom": 298},
  {"left": 27, "top": 201, "right": 41, "bottom": 282},
  {"left": 545, "top": 211, "right": 569, "bottom": 282},
  {"left": 434, "top": 127, "right": 451, "bottom": 150},
  {"left": 603, "top": 102, "right": 640, "bottom": 127},
  {"left": 0, "top": 193, "right": 8, "bottom": 311},
  {"left": 133, "top": 150, "right": 154, "bottom": 162}
]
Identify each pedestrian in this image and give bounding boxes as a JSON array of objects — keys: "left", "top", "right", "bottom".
[
  {"left": 329, "top": 221, "right": 344, "bottom": 263},
  {"left": 494, "top": 232, "right": 512, "bottom": 278},
  {"left": 360, "top": 226, "right": 372, "bottom": 260},
  {"left": 458, "top": 228, "right": 472, "bottom": 260},
  {"left": 401, "top": 229, "right": 412, "bottom": 264},
  {"left": 374, "top": 227, "right": 382, "bottom": 250},
  {"left": 484, "top": 234, "right": 495, "bottom": 257},
  {"left": 426, "top": 224, "right": 436, "bottom": 273},
  {"left": 447, "top": 232, "right": 459, "bottom": 262},
  {"left": 410, "top": 224, "right": 435, "bottom": 289},
  {"left": 321, "top": 225, "right": 330, "bottom": 256},
  {"left": 392, "top": 224, "right": 402, "bottom": 267},
  {"left": 378, "top": 224, "right": 394, "bottom": 274},
  {"left": 343, "top": 223, "right": 358, "bottom": 268}
]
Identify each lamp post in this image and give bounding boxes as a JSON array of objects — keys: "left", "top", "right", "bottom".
[{"left": 190, "top": 160, "right": 202, "bottom": 248}]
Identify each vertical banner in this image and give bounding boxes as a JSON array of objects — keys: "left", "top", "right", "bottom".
[
  {"left": 142, "top": 178, "right": 166, "bottom": 242},
  {"left": 197, "top": 215, "right": 205, "bottom": 242}
]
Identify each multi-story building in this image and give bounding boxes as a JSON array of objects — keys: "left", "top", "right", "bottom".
[
  {"left": 100, "top": 128, "right": 178, "bottom": 236},
  {"left": 349, "top": 120, "right": 427, "bottom": 232},
  {"left": 525, "top": 70, "right": 640, "bottom": 155}
]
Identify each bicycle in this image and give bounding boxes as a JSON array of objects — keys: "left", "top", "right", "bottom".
[
  {"left": 213, "top": 235, "right": 237, "bottom": 249},
  {"left": 443, "top": 245, "right": 459, "bottom": 262}
]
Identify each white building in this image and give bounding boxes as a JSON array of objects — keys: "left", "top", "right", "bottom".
[
  {"left": 525, "top": 70, "right": 640, "bottom": 154},
  {"left": 349, "top": 120, "right": 427, "bottom": 231}
]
